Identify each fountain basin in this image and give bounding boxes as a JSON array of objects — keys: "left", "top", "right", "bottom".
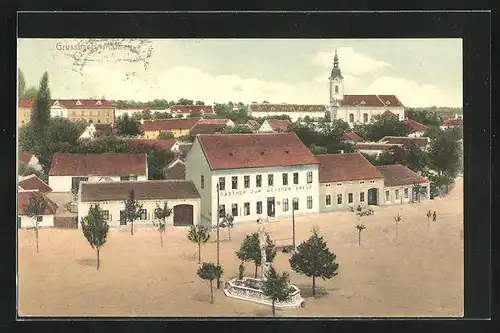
[{"left": 223, "top": 277, "right": 304, "bottom": 309}]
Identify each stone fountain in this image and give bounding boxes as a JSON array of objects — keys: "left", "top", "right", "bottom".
[{"left": 223, "top": 226, "right": 304, "bottom": 309}]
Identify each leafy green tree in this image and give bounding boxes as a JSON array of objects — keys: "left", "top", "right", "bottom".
[
  {"left": 289, "top": 229, "right": 339, "bottom": 297},
  {"left": 122, "top": 189, "right": 143, "bottom": 236},
  {"left": 219, "top": 214, "right": 234, "bottom": 240},
  {"left": 24, "top": 86, "right": 38, "bottom": 99},
  {"left": 153, "top": 202, "right": 172, "bottom": 248},
  {"left": 116, "top": 114, "right": 143, "bottom": 137},
  {"left": 177, "top": 98, "right": 194, "bottom": 105},
  {"left": 309, "top": 144, "right": 328, "bottom": 155},
  {"left": 18, "top": 161, "right": 46, "bottom": 181},
  {"left": 197, "top": 263, "right": 223, "bottom": 303},
  {"left": 405, "top": 108, "right": 443, "bottom": 127},
  {"left": 157, "top": 131, "right": 175, "bottom": 140},
  {"left": 188, "top": 224, "right": 211, "bottom": 263},
  {"left": 30, "top": 72, "right": 51, "bottom": 136},
  {"left": 427, "top": 128, "right": 462, "bottom": 177},
  {"left": 18, "top": 68, "right": 26, "bottom": 97},
  {"left": 236, "top": 232, "right": 277, "bottom": 278},
  {"left": 355, "top": 114, "right": 411, "bottom": 142},
  {"left": 355, "top": 224, "right": 366, "bottom": 246},
  {"left": 262, "top": 266, "right": 292, "bottom": 316},
  {"left": 222, "top": 126, "right": 254, "bottom": 134},
  {"left": 80, "top": 204, "right": 110, "bottom": 270},
  {"left": 23, "top": 192, "right": 47, "bottom": 253},
  {"left": 195, "top": 101, "right": 205, "bottom": 106}
]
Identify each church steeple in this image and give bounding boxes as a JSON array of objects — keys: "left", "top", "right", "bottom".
[
  {"left": 329, "top": 49, "right": 343, "bottom": 79},
  {"left": 333, "top": 49, "right": 339, "bottom": 67},
  {"left": 329, "top": 49, "right": 344, "bottom": 121}
]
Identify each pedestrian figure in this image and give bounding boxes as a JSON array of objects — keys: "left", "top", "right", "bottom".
[
  {"left": 432, "top": 211, "right": 437, "bottom": 222},
  {"left": 427, "top": 210, "right": 432, "bottom": 219}
]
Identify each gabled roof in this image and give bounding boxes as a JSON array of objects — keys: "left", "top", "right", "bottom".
[
  {"left": 197, "top": 133, "right": 319, "bottom": 170},
  {"left": 165, "top": 162, "right": 185, "bottom": 180},
  {"left": 19, "top": 152, "right": 34, "bottom": 164},
  {"left": 18, "top": 190, "right": 58, "bottom": 215},
  {"left": 342, "top": 131, "right": 365, "bottom": 143},
  {"left": 19, "top": 99, "right": 34, "bottom": 108},
  {"left": 80, "top": 180, "right": 199, "bottom": 202},
  {"left": 250, "top": 104, "right": 327, "bottom": 113},
  {"left": 198, "top": 118, "right": 232, "bottom": 125},
  {"left": 125, "top": 139, "right": 177, "bottom": 151},
  {"left": 265, "top": 119, "right": 293, "bottom": 132},
  {"left": 49, "top": 153, "right": 147, "bottom": 176},
  {"left": 442, "top": 118, "right": 463, "bottom": 127},
  {"left": 382, "top": 110, "right": 398, "bottom": 117},
  {"left": 376, "top": 164, "right": 430, "bottom": 187},
  {"left": 316, "top": 153, "right": 384, "bottom": 183},
  {"left": 245, "top": 119, "right": 261, "bottom": 130},
  {"left": 401, "top": 119, "right": 428, "bottom": 133},
  {"left": 378, "top": 136, "right": 429, "bottom": 148},
  {"left": 189, "top": 123, "right": 226, "bottom": 135},
  {"left": 18, "top": 175, "right": 52, "bottom": 193},
  {"left": 141, "top": 118, "right": 201, "bottom": 131},
  {"left": 340, "top": 95, "right": 403, "bottom": 107},
  {"left": 170, "top": 105, "right": 214, "bottom": 114},
  {"left": 178, "top": 143, "right": 193, "bottom": 157},
  {"left": 52, "top": 99, "right": 114, "bottom": 109}
]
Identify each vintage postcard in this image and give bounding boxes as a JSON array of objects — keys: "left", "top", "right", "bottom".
[{"left": 17, "top": 38, "right": 464, "bottom": 317}]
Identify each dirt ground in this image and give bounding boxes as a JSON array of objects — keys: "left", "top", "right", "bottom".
[{"left": 18, "top": 178, "right": 463, "bottom": 317}]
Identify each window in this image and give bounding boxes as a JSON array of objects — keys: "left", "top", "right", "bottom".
[
  {"left": 337, "top": 194, "right": 343, "bottom": 205},
  {"left": 307, "top": 171, "right": 313, "bottom": 184},
  {"left": 404, "top": 188, "right": 409, "bottom": 198},
  {"left": 385, "top": 190, "right": 390, "bottom": 202},
  {"left": 348, "top": 193, "right": 353, "bottom": 203},
  {"left": 120, "top": 175, "right": 130, "bottom": 181},
  {"left": 293, "top": 172, "right": 299, "bottom": 184},
  {"left": 307, "top": 196, "right": 313, "bottom": 209},
  {"left": 130, "top": 175, "right": 138, "bottom": 181},
  {"left": 36, "top": 215, "right": 43, "bottom": 222},
  {"left": 102, "top": 210, "right": 110, "bottom": 220},
  {"left": 395, "top": 189, "right": 399, "bottom": 200},
  {"left": 282, "top": 173, "right": 288, "bottom": 185},
  {"left": 326, "top": 194, "right": 332, "bottom": 206},
  {"left": 218, "top": 205, "right": 225, "bottom": 218},
  {"left": 282, "top": 198, "right": 289, "bottom": 212},
  {"left": 18, "top": 217, "right": 21, "bottom": 228},
  {"left": 268, "top": 174, "right": 274, "bottom": 186},
  {"left": 360, "top": 181, "right": 365, "bottom": 184},
  {"left": 370, "top": 180, "right": 375, "bottom": 183},
  {"left": 232, "top": 203, "right": 238, "bottom": 216},
  {"left": 360, "top": 192, "right": 365, "bottom": 202},
  {"left": 219, "top": 177, "right": 225, "bottom": 190},
  {"left": 244, "top": 175, "right": 250, "bottom": 188},
  {"left": 337, "top": 183, "right": 342, "bottom": 186},
  {"left": 201, "top": 175, "right": 205, "bottom": 189},
  {"left": 363, "top": 113, "right": 368, "bottom": 123},
  {"left": 256, "top": 201, "right": 263, "bottom": 214},
  {"left": 335, "top": 85, "right": 339, "bottom": 93},
  {"left": 232, "top": 176, "right": 238, "bottom": 189},
  {"left": 349, "top": 113, "right": 354, "bottom": 123},
  {"left": 139, "top": 209, "right": 147, "bottom": 220},
  {"left": 120, "top": 210, "right": 126, "bottom": 225},
  {"left": 256, "top": 175, "right": 262, "bottom": 187},
  {"left": 292, "top": 198, "right": 299, "bottom": 210},
  {"left": 244, "top": 202, "right": 250, "bottom": 216}
]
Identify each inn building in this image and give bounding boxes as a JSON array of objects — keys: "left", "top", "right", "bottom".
[{"left": 185, "top": 133, "right": 320, "bottom": 226}]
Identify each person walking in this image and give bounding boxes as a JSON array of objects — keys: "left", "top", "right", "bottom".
[
  {"left": 427, "top": 210, "right": 432, "bottom": 220},
  {"left": 432, "top": 211, "right": 437, "bottom": 222}
]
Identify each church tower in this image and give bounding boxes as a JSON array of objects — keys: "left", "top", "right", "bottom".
[{"left": 329, "top": 50, "right": 344, "bottom": 120}]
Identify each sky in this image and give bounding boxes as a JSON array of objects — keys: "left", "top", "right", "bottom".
[{"left": 17, "top": 39, "right": 463, "bottom": 108}]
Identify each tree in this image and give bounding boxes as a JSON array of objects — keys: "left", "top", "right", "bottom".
[
  {"left": 236, "top": 232, "right": 277, "bottom": 278},
  {"left": 177, "top": 98, "right": 194, "bottom": 105},
  {"left": 219, "top": 214, "right": 234, "bottom": 240},
  {"left": 195, "top": 101, "right": 205, "bottom": 106},
  {"left": 23, "top": 192, "right": 47, "bottom": 253},
  {"left": 115, "top": 114, "right": 143, "bottom": 137},
  {"left": 30, "top": 72, "right": 51, "bottom": 136},
  {"left": 222, "top": 126, "right": 254, "bottom": 134},
  {"left": 157, "top": 131, "right": 175, "bottom": 140},
  {"left": 428, "top": 129, "right": 462, "bottom": 177},
  {"left": 18, "top": 68, "right": 26, "bottom": 97},
  {"left": 18, "top": 161, "right": 46, "bottom": 181},
  {"left": 261, "top": 265, "right": 291, "bottom": 316},
  {"left": 355, "top": 224, "right": 366, "bottom": 246},
  {"left": 309, "top": 143, "right": 328, "bottom": 155},
  {"left": 24, "top": 86, "right": 38, "bottom": 99},
  {"left": 80, "top": 204, "right": 110, "bottom": 270},
  {"left": 122, "top": 189, "right": 143, "bottom": 235},
  {"left": 405, "top": 108, "right": 443, "bottom": 128},
  {"left": 188, "top": 224, "right": 211, "bottom": 263},
  {"left": 197, "top": 263, "right": 223, "bottom": 304},
  {"left": 355, "top": 114, "right": 411, "bottom": 142},
  {"left": 289, "top": 228, "right": 339, "bottom": 297},
  {"left": 394, "top": 213, "right": 402, "bottom": 239},
  {"left": 152, "top": 202, "right": 172, "bottom": 248}
]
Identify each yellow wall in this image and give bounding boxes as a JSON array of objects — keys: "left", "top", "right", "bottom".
[
  {"left": 68, "top": 108, "right": 115, "bottom": 125},
  {"left": 18, "top": 107, "right": 31, "bottom": 128},
  {"left": 143, "top": 129, "right": 190, "bottom": 139}
]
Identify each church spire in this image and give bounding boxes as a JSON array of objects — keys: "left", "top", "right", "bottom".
[{"left": 333, "top": 49, "right": 339, "bottom": 68}]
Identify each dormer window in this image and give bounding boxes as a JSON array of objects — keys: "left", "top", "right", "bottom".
[
  {"left": 360, "top": 100, "right": 366, "bottom": 105},
  {"left": 95, "top": 100, "right": 102, "bottom": 105},
  {"left": 53, "top": 100, "right": 60, "bottom": 106},
  {"left": 76, "top": 100, "right": 82, "bottom": 106},
  {"left": 386, "top": 101, "right": 391, "bottom": 105}
]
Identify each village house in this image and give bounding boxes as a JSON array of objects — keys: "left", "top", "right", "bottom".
[
  {"left": 78, "top": 123, "right": 113, "bottom": 140},
  {"left": 51, "top": 99, "right": 115, "bottom": 125},
  {"left": 376, "top": 164, "right": 430, "bottom": 204},
  {"left": 440, "top": 114, "right": 463, "bottom": 130},
  {"left": 164, "top": 158, "right": 186, "bottom": 180},
  {"left": 189, "top": 122, "right": 227, "bottom": 135},
  {"left": 17, "top": 189, "right": 58, "bottom": 228},
  {"left": 316, "top": 153, "right": 385, "bottom": 212},
  {"left": 124, "top": 139, "right": 180, "bottom": 154},
  {"left": 378, "top": 136, "right": 430, "bottom": 150},
  {"left": 177, "top": 142, "right": 193, "bottom": 158},
  {"left": 341, "top": 131, "right": 366, "bottom": 144},
  {"left": 77, "top": 180, "right": 201, "bottom": 228},
  {"left": 185, "top": 133, "right": 320, "bottom": 226},
  {"left": 401, "top": 119, "right": 429, "bottom": 137},
  {"left": 169, "top": 105, "right": 215, "bottom": 117},
  {"left": 48, "top": 153, "right": 148, "bottom": 193},
  {"left": 249, "top": 104, "right": 328, "bottom": 123},
  {"left": 18, "top": 174, "right": 52, "bottom": 194},
  {"left": 244, "top": 119, "right": 261, "bottom": 132},
  {"left": 140, "top": 118, "right": 201, "bottom": 139},
  {"left": 19, "top": 151, "right": 43, "bottom": 171},
  {"left": 18, "top": 99, "right": 34, "bottom": 128},
  {"left": 257, "top": 119, "right": 293, "bottom": 133},
  {"left": 355, "top": 142, "right": 402, "bottom": 156}
]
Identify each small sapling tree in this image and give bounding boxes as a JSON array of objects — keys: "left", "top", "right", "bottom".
[
  {"left": 262, "top": 265, "right": 291, "bottom": 316},
  {"left": 153, "top": 202, "right": 172, "bottom": 248},
  {"left": 122, "top": 189, "right": 143, "bottom": 236},
  {"left": 23, "top": 192, "right": 48, "bottom": 253},
  {"left": 289, "top": 228, "right": 339, "bottom": 297},
  {"left": 394, "top": 213, "right": 402, "bottom": 239},
  {"left": 221, "top": 214, "right": 234, "bottom": 240},
  {"left": 197, "top": 262, "right": 223, "bottom": 304},
  {"left": 80, "top": 204, "right": 110, "bottom": 270},
  {"left": 236, "top": 232, "right": 277, "bottom": 278},
  {"left": 188, "top": 224, "right": 211, "bottom": 263},
  {"left": 355, "top": 224, "right": 366, "bottom": 246}
]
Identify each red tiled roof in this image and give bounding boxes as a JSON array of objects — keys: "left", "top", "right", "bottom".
[
  {"left": 170, "top": 105, "right": 214, "bottom": 114},
  {"left": 442, "top": 118, "right": 463, "bottom": 127},
  {"left": 378, "top": 136, "right": 429, "bottom": 148},
  {"left": 356, "top": 143, "right": 401, "bottom": 151},
  {"left": 19, "top": 99, "right": 34, "bottom": 108},
  {"left": 165, "top": 162, "right": 185, "bottom": 180},
  {"left": 49, "top": 153, "right": 147, "bottom": 176},
  {"left": 18, "top": 190, "right": 58, "bottom": 215},
  {"left": 198, "top": 119, "right": 232, "bottom": 125},
  {"left": 401, "top": 119, "right": 428, "bottom": 133},
  {"left": 342, "top": 131, "right": 365, "bottom": 142},
  {"left": 250, "top": 104, "right": 327, "bottom": 113},
  {"left": 125, "top": 139, "right": 177, "bottom": 151},
  {"left": 52, "top": 99, "right": 114, "bottom": 109},
  {"left": 189, "top": 123, "right": 226, "bottom": 135},
  {"left": 19, "top": 152, "right": 34, "bottom": 164},
  {"left": 18, "top": 175, "right": 52, "bottom": 193},
  {"left": 316, "top": 153, "right": 384, "bottom": 183},
  {"left": 376, "top": 164, "right": 430, "bottom": 187},
  {"left": 382, "top": 110, "right": 398, "bottom": 117},
  {"left": 340, "top": 95, "right": 403, "bottom": 107},
  {"left": 197, "top": 133, "right": 319, "bottom": 170},
  {"left": 141, "top": 118, "right": 201, "bottom": 131},
  {"left": 378, "top": 95, "right": 404, "bottom": 107},
  {"left": 265, "top": 119, "right": 293, "bottom": 132}
]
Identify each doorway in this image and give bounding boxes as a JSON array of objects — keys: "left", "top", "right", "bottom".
[
  {"left": 367, "top": 188, "right": 378, "bottom": 205},
  {"left": 267, "top": 197, "right": 275, "bottom": 217}
]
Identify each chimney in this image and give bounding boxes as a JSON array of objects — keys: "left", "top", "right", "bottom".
[
  {"left": 140, "top": 118, "right": 144, "bottom": 124},
  {"left": 340, "top": 150, "right": 344, "bottom": 154}
]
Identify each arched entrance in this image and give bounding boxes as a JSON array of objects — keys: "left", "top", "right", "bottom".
[
  {"left": 173, "top": 204, "right": 194, "bottom": 226},
  {"left": 367, "top": 188, "right": 378, "bottom": 205}
]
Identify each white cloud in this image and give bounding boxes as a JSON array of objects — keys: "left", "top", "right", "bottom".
[{"left": 311, "top": 47, "right": 392, "bottom": 75}]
